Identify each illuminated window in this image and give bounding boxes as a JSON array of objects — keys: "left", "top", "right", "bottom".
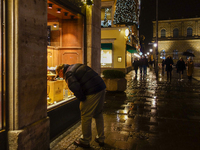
[
  {"left": 187, "top": 27, "right": 193, "bottom": 37},
  {"left": 173, "top": 50, "right": 178, "bottom": 59},
  {"left": 101, "top": 7, "right": 112, "bottom": 28},
  {"left": 161, "top": 29, "right": 166, "bottom": 38},
  {"left": 173, "top": 28, "right": 179, "bottom": 37},
  {"left": 101, "top": 50, "right": 112, "bottom": 67}
]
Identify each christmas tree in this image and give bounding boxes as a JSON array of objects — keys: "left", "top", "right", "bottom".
[
  {"left": 113, "top": 0, "right": 137, "bottom": 25},
  {"left": 103, "top": 8, "right": 109, "bottom": 27}
]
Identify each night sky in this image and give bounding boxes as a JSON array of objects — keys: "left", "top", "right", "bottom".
[{"left": 139, "top": 0, "right": 200, "bottom": 53}]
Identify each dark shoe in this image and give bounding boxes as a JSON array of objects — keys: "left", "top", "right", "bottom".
[
  {"left": 95, "top": 138, "right": 104, "bottom": 147},
  {"left": 74, "top": 140, "right": 90, "bottom": 148}
]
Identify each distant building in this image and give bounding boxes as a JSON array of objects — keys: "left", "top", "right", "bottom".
[{"left": 152, "top": 18, "right": 200, "bottom": 65}]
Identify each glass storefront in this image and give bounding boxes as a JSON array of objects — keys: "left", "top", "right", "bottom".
[
  {"left": 126, "top": 51, "right": 132, "bottom": 67},
  {"left": 101, "top": 50, "right": 112, "bottom": 68},
  {"left": 47, "top": 0, "right": 84, "bottom": 108}
]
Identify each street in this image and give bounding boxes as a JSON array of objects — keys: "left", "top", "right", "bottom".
[{"left": 51, "top": 68, "right": 200, "bottom": 150}]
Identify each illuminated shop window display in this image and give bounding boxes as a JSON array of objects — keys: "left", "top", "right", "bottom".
[
  {"left": 101, "top": 7, "right": 112, "bottom": 27},
  {"left": 47, "top": 0, "right": 84, "bottom": 108},
  {"left": 101, "top": 50, "right": 112, "bottom": 68},
  {"left": 126, "top": 51, "right": 132, "bottom": 67}
]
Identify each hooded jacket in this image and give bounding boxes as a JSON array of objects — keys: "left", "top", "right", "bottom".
[{"left": 63, "top": 63, "right": 106, "bottom": 101}]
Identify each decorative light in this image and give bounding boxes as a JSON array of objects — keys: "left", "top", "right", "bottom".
[
  {"left": 48, "top": 3, "right": 53, "bottom": 9},
  {"left": 53, "top": 24, "right": 57, "bottom": 28},
  {"left": 150, "top": 49, "right": 153, "bottom": 52},
  {"left": 134, "top": 53, "right": 140, "bottom": 58},
  {"left": 154, "top": 43, "right": 157, "bottom": 47},
  {"left": 57, "top": 8, "right": 61, "bottom": 13},
  {"left": 113, "top": 0, "right": 137, "bottom": 25},
  {"left": 125, "top": 28, "right": 129, "bottom": 37},
  {"left": 147, "top": 52, "right": 150, "bottom": 55}
]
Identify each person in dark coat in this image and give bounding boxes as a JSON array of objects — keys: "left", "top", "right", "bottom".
[
  {"left": 56, "top": 63, "right": 106, "bottom": 148},
  {"left": 142, "top": 56, "right": 149, "bottom": 75},
  {"left": 165, "top": 55, "right": 174, "bottom": 82},
  {"left": 132, "top": 58, "right": 140, "bottom": 79},
  {"left": 176, "top": 57, "right": 186, "bottom": 81},
  {"left": 162, "top": 59, "right": 165, "bottom": 72},
  {"left": 139, "top": 56, "right": 143, "bottom": 75}
]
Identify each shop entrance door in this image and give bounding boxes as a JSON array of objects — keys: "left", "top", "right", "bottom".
[{"left": 0, "top": 0, "right": 7, "bottom": 149}]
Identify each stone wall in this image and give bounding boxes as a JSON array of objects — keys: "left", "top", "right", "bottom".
[
  {"left": 86, "top": 0, "right": 101, "bottom": 74},
  {"left": 7, "top": 0, "right": 49, "bottom": 149}
]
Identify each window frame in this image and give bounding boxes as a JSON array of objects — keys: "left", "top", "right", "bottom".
[
  {"left": 161, "top": 29, "right": 166, "bottom": 38},
  {"left": 187, "top": 27, "right": 193, "bottom": 37},
  {"left": 173, "top": 28, "right": 179, "bottom": 38}
]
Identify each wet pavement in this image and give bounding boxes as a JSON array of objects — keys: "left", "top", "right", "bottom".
[{"left": 50, "top": 68, "right": 200, "bottom": 150}]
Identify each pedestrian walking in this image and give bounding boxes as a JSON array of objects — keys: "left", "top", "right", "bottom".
[
  {"left": 165, "top": 55, "right": 174, "bottom": 82},
  {"left": 132, "top": 58, "right": 140, "bottom": 79},
  {"left": 142, "top": 56, "right": 149, "bottom": 75},
  {"left": 162, "top": 59, "right": 165, "bottom": 72},
  {"left": 56, "top": 63, "right": 106, "bottom": 148},
  {"left": 176, "top": 57, "right": 186, "bottom": 81},
  {"left": 186, "top": 57, "right": 194, "bottom": 81},
  {"left": 139, "top": 56, "right": 143, "bottom": 76}
]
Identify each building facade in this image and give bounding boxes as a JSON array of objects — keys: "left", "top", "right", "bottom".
[
  {"left": 152, "top": 18, "right": 200, "bottom": 65},
  {"left": 100, "top": 0, "right": 141, "bottom": 73},
  {"left": 0, "top": 0, "right": 101, "bottom": 149}
]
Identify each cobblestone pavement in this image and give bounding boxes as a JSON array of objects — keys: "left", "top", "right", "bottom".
[{"left": 51, "top": 68, "right": 200, "bottom": 150}]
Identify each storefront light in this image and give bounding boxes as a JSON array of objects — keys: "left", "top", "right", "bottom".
[
  {"left": 48, "top": 3, "right": 53, "bottom": 9},
  {"left": 57, "top": 8, "right": 61, "bottom": 13},
  {"left": 125, "top": 28, "right": 129, "bottom": 37},
  {"left": 53, "top": 24, "right": 57, "bottom": 28},
  {"left": 134, "top": 53, "right": 140, "bottom": 58}
]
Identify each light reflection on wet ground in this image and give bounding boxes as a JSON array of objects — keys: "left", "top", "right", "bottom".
[{"left": 51, "top": 68, "right": 200, "bottom": 150}]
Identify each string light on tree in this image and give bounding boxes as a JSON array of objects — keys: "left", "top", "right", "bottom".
[{"left": 113, "top": 0, "right": 137, "bottom": 25}]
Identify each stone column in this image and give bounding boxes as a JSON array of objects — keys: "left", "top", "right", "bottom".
[
  {"left": 86, "top": 0, "right": 101, "bottom": 74},
  {"left": 7, "top": 0, "right": 49, "bottom": 149}
]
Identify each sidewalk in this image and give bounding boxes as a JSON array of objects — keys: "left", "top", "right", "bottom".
[{"left": 50, "top": 68, "right": 200, "bottom": 150}]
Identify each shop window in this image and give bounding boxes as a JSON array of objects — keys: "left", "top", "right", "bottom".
[
  {"left": 173, "top": 28, "right": 179, "bottom": 37},
  {"left": 101, "top": 7, "right": 112, "bottom": 28},
  {"left": 187, "top": 27, "right": 193, "bottom": 37},
  {"left": 173, "top": 50, "right": 178, "bottom": 59},
  {"left": 47, "top": 1, "right": 84, "bottom": 107},
  {"left": 160, "top": 50, "right": 166, "bottom": 59},
  {"left": 126, "top": 51, "right": 132, "bottom": 67},
  {"left": 161, "top": 29, "right": 166, "bottom": 38},
  {"left": 101, "top": 50, "right": 112, "bottom": 67}
]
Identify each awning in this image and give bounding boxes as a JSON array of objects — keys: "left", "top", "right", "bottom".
[
  {"left": 101, "top": 43, "right": 112, "bottom": 50},
  {"left": 126, "top": 44, "right": 137, "bottom": 53}
]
